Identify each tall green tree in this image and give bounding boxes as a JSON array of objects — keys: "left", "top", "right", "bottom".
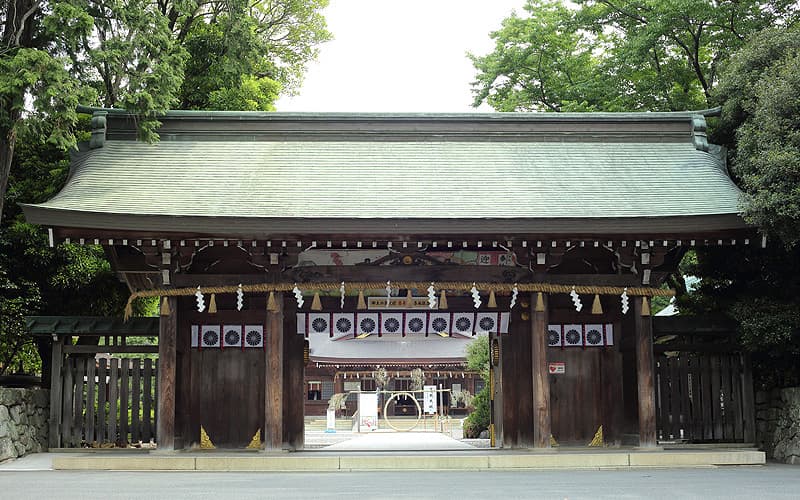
[
  {"left": 471, "top": 0, "right": 798, "bottom": 112},
  {"left": 0, "top": 0, "right": 330, "bottom": 375}
]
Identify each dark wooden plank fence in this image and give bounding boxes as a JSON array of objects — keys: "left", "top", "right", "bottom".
[
  {"left": 53, "top": 356, "right": 158, "bottom": 447},
  {"left": 655, "top": 353, "right": 754, "bottom": 443}
]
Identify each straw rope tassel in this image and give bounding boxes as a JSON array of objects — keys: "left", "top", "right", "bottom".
[
  {"left": 311, "top": 292, "right": 323, "bottom": 311},
  {"left": 535, "top": 292, "right": 545, "bottom": 312},
  {"left": 124, "top": 298, "right": 134, "bottom": 321},
  {"left": 488, "top": 290, "right": 497, "bottom": 308},
  {"left": 208, "top": 294, "right": 217, "bottom": 313},
  {"left": 439, "top": 290, "right": 448, "bottom": 309},
  {"left": 641, "top": 297, "right": 651, "bottom": 316},
  {"left": 357, "top": 290, "right": 367, "bottom": 310},
  {"left": 160, "top": 297, "right": 171, "bottom": 316},
  {"left": 591, "top": 294, "right": 603, "bottom": 315},
  {"left": 405, "top": 289, "right": 414, "bottom": 308},
  {"left": 267, "top": 291, "right": 279, "bottom": 312}
]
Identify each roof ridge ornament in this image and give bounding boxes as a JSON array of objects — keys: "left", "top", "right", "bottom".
[
  {"left": 89, "top": 111, "right": 107, "bottom": 149},
  {"left": 691, "top": 114, "right": 709, "bottom": 152}
]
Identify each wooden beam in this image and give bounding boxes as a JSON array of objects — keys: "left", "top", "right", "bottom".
[
  {"left": 48, "top": 336, "right": 64, "bottom": 449},
  {"left": 156, "top": 297, "right": 177, "bottom": 450},
  {"left": 63, "top": 345, "right": 159, "bottom": 354},
  {"left": 264, "top": 295, "right": 284, "bottom": 451},
  {"left": 634, "top": 297, "right": 658, "bottom": 447},
  {"left": 172, "top": 270, "right": 649, "bottom": 288},
  {"left": 531, "top": 293, "right": 551, "bottom": 448}
]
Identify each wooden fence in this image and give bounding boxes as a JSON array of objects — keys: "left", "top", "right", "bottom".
[
  {"left": 655, "top": 353, "right": 754, "bottom": 443},
  {"left": 52, "top": 356, "right": 158, "bottom": 448}
]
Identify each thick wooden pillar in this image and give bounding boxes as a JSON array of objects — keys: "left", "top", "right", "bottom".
[
  {"left": 48, "top": 336, "right": 65, "bottom": 449},
  {"left": 157, "top": 296, "right": 177, "bottom": 450},
  {"left": 502, "top": 302, "right": 533, "bottom": 448},
  {"left": 264, "top": 295, "right": 284, "bottom": 450},
  {"left": 634, "top": 296, "right": 657, "bottom": 447},
  {"left": 531, "top": 293, "right": 552, "bottom": 448},
  {"left": 283, "top": 298, "right": 304, "bottom": 450}
]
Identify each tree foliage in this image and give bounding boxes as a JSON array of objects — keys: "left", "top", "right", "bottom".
[
  {"left": 471, "top": 0, "right": 799, "bottom": 112},
  {"left": 0, "top": 0, "right": 330, "bottom": 375},
  {"left": 715, "top": 28, "right": 800, "bottom": 246},
  {"left": 464, "top": 335, "right": 490, "bottom": 437},
  {"left": 473, "top": 2, "right": 800, "bottom": 387}
]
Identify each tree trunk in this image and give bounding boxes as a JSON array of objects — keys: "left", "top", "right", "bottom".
[
  {"left": 0, "top": 128, "right": 17, "bottom": 222},
  {"left": 1, "top": 0, "right": 41, "bottom": 222}
]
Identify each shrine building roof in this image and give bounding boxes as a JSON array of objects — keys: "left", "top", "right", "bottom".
[{"left": 22, "top": 106, "right": 748, "bottom": 238}]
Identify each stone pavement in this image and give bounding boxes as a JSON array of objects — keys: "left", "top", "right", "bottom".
[{"left": 322, "top": 431, "right": 476, "bottom": 451}]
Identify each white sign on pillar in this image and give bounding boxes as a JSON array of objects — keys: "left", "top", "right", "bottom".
[{"left": 423, "top": 385, "right": 437, "bottom": 414}]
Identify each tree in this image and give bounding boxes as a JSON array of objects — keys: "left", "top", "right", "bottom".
[
  {"left": 464, "top": 335, "right": 490, "bottom": 438},
  {"left": 715, "top": 28, "right": 800, "bottom": 246},
  {"left": 678, "top": 27, "right": 800, "bottom": 388},
  {"left": 0, "top": 0, "right": 331, "bottom": 375},
  {"left": 471, "top": 0, "right": 799, "bottom": 112}
]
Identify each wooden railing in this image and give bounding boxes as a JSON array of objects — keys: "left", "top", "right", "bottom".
[
  {"left": 48, "top": 332, "right": 159, "bottom": 448},
  {"left": 655, "top": 353, "right": 754, "bottom": 443}
]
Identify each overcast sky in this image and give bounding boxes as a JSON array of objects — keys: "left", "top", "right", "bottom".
[{"left": 275, "top": 0, "right": 526, "bottom": 113}]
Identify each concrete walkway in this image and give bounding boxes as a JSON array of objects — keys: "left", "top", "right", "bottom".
[
  {"left": 0, "top": 446, "right": 766, "bottom": 471},
  {"left": 323, "top": 431, "right": 475, "bottom": 451}
]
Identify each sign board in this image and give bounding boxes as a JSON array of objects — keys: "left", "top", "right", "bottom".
[
  {"left": 548, "top": 362, "right": 565, "bottom": 374},
  {"left": 423, "top": 385, "right": 437, "bottom": 414},
  {"left": 358, "top": 392, "right": 378, "bottom": 431},
  {"left": 368, "top": 297, "right": 435, "bottom": 310},
  {"left": 325, "top": 408, "right": 336, "bottom": 433}
]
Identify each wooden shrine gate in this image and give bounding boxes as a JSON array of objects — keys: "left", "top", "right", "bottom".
[{"left": 653, "top": 317, "right": 755, "bottom": 444}]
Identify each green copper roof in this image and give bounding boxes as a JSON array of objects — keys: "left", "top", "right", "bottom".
[{"left": 22, "top": 109, "right": 747, "bottom": 236}]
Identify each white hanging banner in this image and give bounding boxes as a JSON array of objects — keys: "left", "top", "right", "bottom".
[
  {"left": 428, "top": 312, "right": 450, "bottom": 336},
  {"left": 475, "top": 312, "right": 499, "bottom": 334},
  {"left": 405, "top": 312, "right": 427, "bottom": 335},
  {"left": 563, "top": 324, "right": 583, "bottom": 347},
  {"left": 191, "top": 325, "right": 199, "bottom": 348},
  {"left": 222, "top": 324, "right": 242, "bottom": 349},
  {"left": 200, "top": 325, "right": 221, "bottom": 348},
  {"left": 296, "top": 313, "right": 306, "bottom": 336},
  {"left": 356, "top": 313, "right": 379, "bottom": 336},
  {"left": 603, "top": 323, "right": 614, "bottom": 346},
  {"left": 584, "top": 324, "right": 605, "bottom": 347},
  {"left": 332, "top": 313, "right": 355, "bottom": 339},
  {"left": 308, "top": 313, "right": 331, "bottom": 337},
  {"left": 499, "top": 312, "right": 510, "bottom": 335},
  {"left": 380, "top": 312, "right": 404, "bottom": 336},
  {"left": 243, "top": 325, "right": 264, "bottom": 348},
  {"left": 548, "top": 324, "right": 562, "bottom": 347},
  {"left": 451, "top": 312, "right": 475, "bottom": 336}
]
